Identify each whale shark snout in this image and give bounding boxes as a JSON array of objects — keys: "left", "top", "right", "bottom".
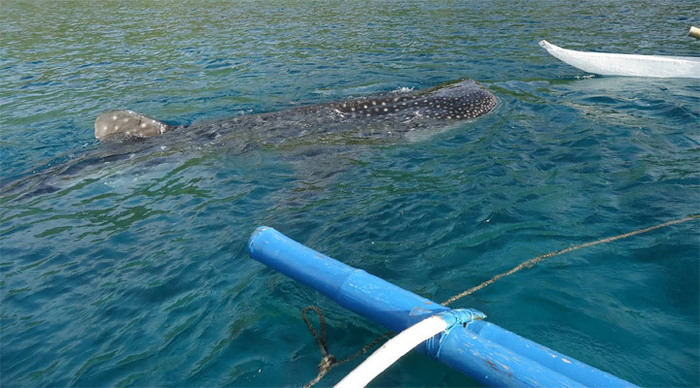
[{"left": 94, "top": 80, "right": 497, "bottom": 144}]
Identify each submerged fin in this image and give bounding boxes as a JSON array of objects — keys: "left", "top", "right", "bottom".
[{"left": 95, "top": 110, "right": 172, "bottom": 141}]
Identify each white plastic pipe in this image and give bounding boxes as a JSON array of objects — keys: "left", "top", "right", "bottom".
[{"left": 334, "top": 315, "right": 448, "bottom": 388}]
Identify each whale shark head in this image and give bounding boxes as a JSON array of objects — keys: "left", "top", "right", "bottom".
[
  {"left": 332, "top": 80, "right": 497, "bottom": 121},
  {"left": 95, "top": 110, "right": 172, "bottom": 141}
]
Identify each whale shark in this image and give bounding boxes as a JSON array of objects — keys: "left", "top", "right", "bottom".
[
  {"left": 94, "top": 79, "right": 496, "bottom": 143},
  {"left": 2, "top": 79, "right": 496, "bottom": 200}
]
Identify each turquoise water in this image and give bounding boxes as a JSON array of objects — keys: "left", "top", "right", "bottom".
[{"left": 1, "top": 1, "right": 698, "bottom": 386}]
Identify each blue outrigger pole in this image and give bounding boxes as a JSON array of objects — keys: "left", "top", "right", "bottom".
[{"left": 248, "top": 226, "right": 637, "bottom": 387}]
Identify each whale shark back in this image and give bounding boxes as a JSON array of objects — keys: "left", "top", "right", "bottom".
[{"left": 332, "top": 80, "right": 497, "bottom": 121}]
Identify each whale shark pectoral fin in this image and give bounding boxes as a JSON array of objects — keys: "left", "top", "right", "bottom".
[{"left": 95, "top": 110, "right": 172, "bottom": 141}]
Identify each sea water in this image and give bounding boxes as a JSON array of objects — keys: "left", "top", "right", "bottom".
[{"left": 1, "top": 1, "right": 698, "bottom": 386}]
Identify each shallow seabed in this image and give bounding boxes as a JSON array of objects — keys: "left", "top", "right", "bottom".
[{"left": 1, "top": 1, "right": 698, "bottom": 386}]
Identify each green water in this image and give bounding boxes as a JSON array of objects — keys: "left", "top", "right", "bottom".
[{"left": 1, "top": 1, "right": 699, "bottom": 386}]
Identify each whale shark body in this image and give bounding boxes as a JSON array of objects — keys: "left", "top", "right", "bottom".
[
  {"left": 95, "top": 80, "right": 496, "bottom": 143},
  {"left": 3, "top": 80, "right": 496, "bottom": 199}
]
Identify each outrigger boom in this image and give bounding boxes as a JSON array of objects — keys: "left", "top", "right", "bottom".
[
  {"left": 539, "top": 40, "right": 700, "bottom": 79},
  {"left": 248, "top": 226, "right": 638, "bottom": 387}
]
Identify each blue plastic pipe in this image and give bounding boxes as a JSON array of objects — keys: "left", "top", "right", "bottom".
[{"left": 248, "top": 226, "right": 638, "bottom": 387}]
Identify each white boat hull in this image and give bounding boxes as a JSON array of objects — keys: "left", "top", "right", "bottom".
[{"left": 539, "top": 40, "right": 700, "bottom": 79}]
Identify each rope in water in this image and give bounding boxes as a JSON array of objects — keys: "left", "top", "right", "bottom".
[
  {"left": 302, "top": 306, "right": 391, "bottom": 388},
  {"left": 303, "top": 214, "right": 699, "bottom": 387},
  {"left": 442, "top": 214, "right": 700, "bottom": 306}
]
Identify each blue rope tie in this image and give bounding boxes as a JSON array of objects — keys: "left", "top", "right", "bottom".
[{"left": 424, "top": 308, "right": 486, "bottom": 360}]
